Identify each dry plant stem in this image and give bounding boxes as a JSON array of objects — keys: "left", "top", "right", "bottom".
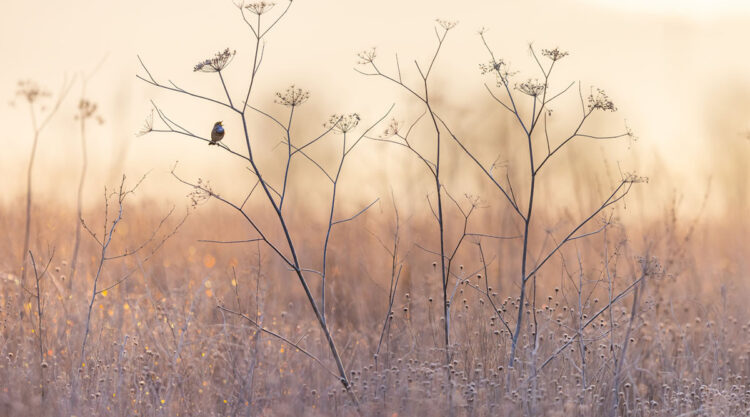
[
  {"left": 530, "top": 269, "right": 647, "bottom": 382},
  {"left": 70, "top": 93, "right": 94, "bottom": 288},
  {"left": 28, "top": 249, "right": 54, "bottom": 399},
  {"left": 244, "top": 246, "right": 263, "bottom": 417},
  {"left": 138, "top": 5, "right": 379, "bottom": 409},
  {"left": 360, "top": 30, "right": 635, "bottom": 373},
  {"left": 606, "top": 230, "right": 618, "bottom": 394},
  {"left": 478, "top": 42, "right": 563, "bottom": 368},
  {"left": 237, "top": 105, "right": 383, "bottom": 404},
  {"left": 320, "top": 131, "right": 347, "bottom": 322},
  {"left": 358, "top": 26, "right": 453, "bottom": 367},
  {"left": 320, "top": 131, "right": 380, "bottom": 321},
  {"left": 79, "top": 174, "right": 180, "bottom": 365},
  {"left": 373, "top": 198, "right": 403, "bottom": 368},
  {"left": 429, "top": 38, "right": 634, "bottom": 368},
  {"left": 21, "top": 107, "right": 39, "bottom": 286},
  {"left": 19, "top": 77, "right": 74, "bottom": 285},
  {"left": 238, "top": 105, "right": 381, "bottom": 408},
  {"left": 218, "top": 306, "right": 339, "bottom": 379},
  {"left": 114, "top": 334, "right": 128, "bottom": 410},
  {"left": 80, "top": 182, "right": 126, "bottom": 364},
  {"left": 162, "top": 276, "right": 204, "bottom": 408},
  {"left": 70, "top": 61, "right": 105, "bottom": 287},
  {"left": 611, "top": 264, "right": 643, "bottom": 416},
  {"left": 575, "top": 250, "right": 588, "bottom": 392},
  {"left": 69, "top": 104, "right": 87, "bottom": 288},
  {"left": 476, "top": 242, "right": 514, "bottom": 336}
]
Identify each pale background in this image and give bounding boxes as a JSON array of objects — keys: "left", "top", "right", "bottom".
[{"left": 1, "top": 0, "right": 748, "bottom": 218}]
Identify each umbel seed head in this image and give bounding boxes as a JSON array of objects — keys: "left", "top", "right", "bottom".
[{"left": 194, "top": 49, "right": 236, "bottom": 73}]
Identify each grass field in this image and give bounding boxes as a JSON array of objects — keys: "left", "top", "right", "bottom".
[{"left": 1, "top": 191, "right": 748, "bottom": 416}]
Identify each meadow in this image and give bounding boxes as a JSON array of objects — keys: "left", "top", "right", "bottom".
[{"left": 2, "top": 188, "right": 748, "bottom": 416}]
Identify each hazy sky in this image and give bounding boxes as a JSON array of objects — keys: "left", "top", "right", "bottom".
[{"left": 1, "top": 0, "right": 748, "bottom": 215}]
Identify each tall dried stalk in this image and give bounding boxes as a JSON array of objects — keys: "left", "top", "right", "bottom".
[
  {"left": 360, "top": 25, "right": 643, "bottom": 371},
  {"left": 138, "top": 2, "right": 389, "bottom": 410},
  {"left": 79, "top": 174, "right": 183, "bottom": 363},
  {"left": 15, "top": 78, "right": 74, "bottom": 285}
]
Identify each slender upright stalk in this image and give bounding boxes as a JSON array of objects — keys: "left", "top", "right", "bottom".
[
  {"left": 321, "top": 132, "right": 348, "bottom": 322},
  {"left": 20, "top": 105, "right": 39, "bottom": 285},
  {"left": 70, "top": 101, "right": 89, "bottom": 288},
  {"left": 509, "top": 127, "right": 536, "bottom": 367},
  {"left": 16, "top": 78, "right": 73, "bottom": 284}
]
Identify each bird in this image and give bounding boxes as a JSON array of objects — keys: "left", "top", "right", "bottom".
[{"left": 209, "top": 121, "right": 224, "bottom": 146}]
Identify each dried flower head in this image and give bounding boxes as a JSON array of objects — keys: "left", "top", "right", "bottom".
[
  {"left": 188, "top": 178, "right": 215, "bottom": 208},
  {"left": 245, "top": 1, "right": 276, "bottom": 15},
  {"left": 356, "top": 48, "right": 377, "bottom": 65},
  {"left": 381, "top": 118, "right": 401, "bottom": 137},
  {"left": 16, "top": 80, "right": 51, "bottom": 103},
  {"left": 275, "top": 85, "right": 310, "bottom": 107},
  {"left": 541, "top": 48, "right": 569, "bottom": 62},
  {"left": 436, "top": 19, "right": 458, "bottom": 31},
  {"left": 480, "top": 59, "right": 517, "bottom": 85},
  {"left": 194, "top": 48, "right": 237, "bottom": 73},
  {"left": 78, "top": 99, "right": 97, "bottom": 119},
  {"left": 136, "top": 110, "right": 154, "bottom": 137},
  {"left": 515, "top": 79, "right": 545, "bottom": 97},
  {"left": 76, "top": 99, "right": 105, "bottom": 124},
  {"left": 623, "top": 173, "right": 649, "bottom": 184},
  {"left": 325, "top": 113, "right": 360, "bottom": 134},
  {"left": 479, "top": 59, "right": 505, "bottom": 75},
  {"left": 624, "top": 122, "right": 637, "bottom": 141},
  {"left": 637, "top": 255, "right": 662, "bottom": 276},
  {"left": 588, "top": 88, "right": 617, "bottom": 112}
]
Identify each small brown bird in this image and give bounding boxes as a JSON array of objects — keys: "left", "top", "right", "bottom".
[{"left": 209, "top": 121, "right": 224, "bottom": 146}]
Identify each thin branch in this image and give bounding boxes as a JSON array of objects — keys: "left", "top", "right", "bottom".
[
  {"left": 218, "top": 306, "right": 340, "bottom": 379},
  {"left": 137, "top": 56, "right": 236, "bottom": 111},
  {"left": 199, "top": 238, "right": 263, "bottom": 244},
  {"left": 332, "top": 198, "right": 379, "bottom": 225}
]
